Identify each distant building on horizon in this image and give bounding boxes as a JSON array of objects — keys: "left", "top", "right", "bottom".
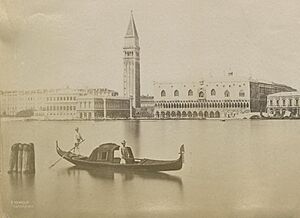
[
  {"left": 153, "top": 73, "right": 296, "bottom": 119},
  {"left": 0, "top": 87, "right": 131, "bottom": 120}
]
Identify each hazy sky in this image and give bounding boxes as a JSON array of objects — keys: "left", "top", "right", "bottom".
[{"left": 1, "top": 0, "right": 300, "bottom": 95}]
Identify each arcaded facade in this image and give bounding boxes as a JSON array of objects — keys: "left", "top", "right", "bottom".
[{"left": 153, "top": 74, "right": 296, "bottom": 119}]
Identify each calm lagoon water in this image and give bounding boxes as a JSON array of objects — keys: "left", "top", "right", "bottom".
[{"left": 1, "top": 119, "right": 300, "bottom": 218}]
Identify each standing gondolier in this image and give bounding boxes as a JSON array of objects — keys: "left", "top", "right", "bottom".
[
  {"left": 74, "top": 127, "right": 83, "bottom": 154},
  {"left": 120, "top": 140, "right": 135, "bottom": 164}
]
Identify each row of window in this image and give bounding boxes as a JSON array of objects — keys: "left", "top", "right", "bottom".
[
  {"left": 124, "top": 51, "right": 139, "bottom": 56},
  {"left": 47, "top": 113, "right": 76, "bottom": 116},
  {"left": 80, "top": 112, "right": 92, "bottom": 119},
  {"left": 162, "top": 83, "right": 246, "bottom": 89},
  {"left": 156, "top": 110, "right": 221, "bottom": 118},
  {"left": 80, "top": 102, "right": 92, "bottom": 108},
  {"left": 161, "top": 89, "right": 245, "bottom": 98},
  {"left": 156, "top": 101, "right": 249, "bottom": 109},
  {"left": 47, "top": 96, "right": 76, "bottom": 101},
  {"left": 269, "top": 99, "right": 299, "bottom": 107},
  {"left": 79, "top": 101, "right": 130, "bottom": 109},
  {"left": 46, "top": 105, "right": 76, "bottom": 111}
]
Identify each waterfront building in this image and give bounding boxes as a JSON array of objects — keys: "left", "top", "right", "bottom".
[
  {"left": 41, "top": 88, "right": 80, "bottom": 120},
  {"left": 153, "top": 73, "right": 296, "bottom": 119},
  {"left": 0, "top": 87, "right": 123, "bottom": 120},
  {"left": 123, "top": 12, "right": 141, "bottom": 108},
  {"left": 76, "top": 96, "right": 130, "bottom": 120},
  {"left": 140, "top": 95, "right": 155, "bottom": 117},
  {"left": 267, "top": 92, "right": 300, "bottom": 118},
  {"left": 0, "top": 89, "right": 47, "bottom": 117}
]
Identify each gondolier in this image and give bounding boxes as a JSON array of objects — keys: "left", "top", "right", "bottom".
[
  {"left": 120, "top": 140, "right": 134, "bottom": 164},
  {"left": 74, "top": 127, "right": 83, "bottom": 154}
]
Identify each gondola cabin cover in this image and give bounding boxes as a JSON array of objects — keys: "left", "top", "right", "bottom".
[{"left": 88, "top": 143, "right": 121, "bottom": 163}]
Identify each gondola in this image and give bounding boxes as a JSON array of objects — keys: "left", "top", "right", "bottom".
[{"left": 55, "top": 141, "right": 184, "bottom": 172}]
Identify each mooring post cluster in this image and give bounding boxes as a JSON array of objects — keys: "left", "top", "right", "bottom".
[{"left": 8, "top": 143, "right": 35, "bottom": 174}]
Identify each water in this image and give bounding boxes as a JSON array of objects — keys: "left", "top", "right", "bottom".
[{"left": 1, "top": 120, "right": 300, "bottom": 218}]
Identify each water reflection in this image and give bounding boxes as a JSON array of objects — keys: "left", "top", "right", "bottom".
[
  {"left": 64, "top": 166, "right": 183, "bottom": 187},
  {"left": 7, "top": 173, "right": 36, "bottom": 218},
  {"left": 124, "top": 120, "right": 141, "bottom": 157},
  {"left": 8, "top": 173, "right": 35, "bottom": 189}
]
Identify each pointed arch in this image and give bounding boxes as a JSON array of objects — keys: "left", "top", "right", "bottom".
[
  {"left": 166, "top": 111, "right": 171, "bottom": 118},
  {"left": 155, "top": 111, "right": 160, "bottom": 118},
  {"left": 199, "top": 111, "right": 203, "bottom": 118},
  {"left": 199, "top": 91, "right": 204, "bottom": 98},
  {"left": 224, "top": 90, "right": 230, "bottom": 97},
  {"left": 211, "top": 89, "right": 216, "bottom": 96},
  {"left": 171, "top": 111, "right": 176, "bottom": 117},
  {"left": 204, "top": 111, "right": 209, "bottom": 118}
]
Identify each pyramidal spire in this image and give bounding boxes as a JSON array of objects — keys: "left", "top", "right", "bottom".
[{"left": 125, "top": 11, "right": 139, "bottom": 38}]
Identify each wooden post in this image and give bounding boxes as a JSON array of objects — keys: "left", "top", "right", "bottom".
[
  {"left": 8, "top": 143, "right": 35, "bottom": 174},
  {"left": 8, "top": 143, "right": 19, "bottom": 173},
  {"left": 28, "top": 143, "right": 35, "bottom": 174},
  {"left": 22, "top": 144, "right": 29, "bottom": 173},
  {"left": 17, "top": 144, "right": 24, "bottom": 173}
]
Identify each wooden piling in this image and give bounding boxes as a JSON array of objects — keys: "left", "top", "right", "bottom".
[
  {"left": 17, "top": 144, "right": 24, "bottom": 173},
  {"left": 8, "top": 143, "right": 35, "bottom": 174},
  {"left": 8, "top": 143, "right": 19, "bottom": 173},
  {"left": 28, "top": 143, "right": 35, "bottom": 174},
  {"left": 22, "top": 144, "right": 29, "bottom": 173}
]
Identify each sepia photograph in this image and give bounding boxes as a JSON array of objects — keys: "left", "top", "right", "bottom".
[{"left": 1, "top": 0, "right": 300, "bottom": 217}]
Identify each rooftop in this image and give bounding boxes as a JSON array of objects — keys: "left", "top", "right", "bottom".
[{"left": 268, "top": 91, "right": 300, "bottom": 97}]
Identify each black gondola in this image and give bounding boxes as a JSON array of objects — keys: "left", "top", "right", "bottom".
[{"left": 56, "top": 141, "right": 184, "bottom": 172}]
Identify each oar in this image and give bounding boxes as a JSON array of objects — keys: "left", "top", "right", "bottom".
[{"left": 49, "top": 139, "right": 85, "bottom": 169}]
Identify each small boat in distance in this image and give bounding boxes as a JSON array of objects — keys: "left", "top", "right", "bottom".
[{"left": 56, "top": 142, "right": 184, "bottom": 172}]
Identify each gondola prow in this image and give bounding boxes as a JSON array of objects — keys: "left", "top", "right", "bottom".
[
  {"left": 179, "top": 144, "right": 185, "bottom": 163},
  {"left": 179, "top": 144, "right": 185, "bottom": 154}
]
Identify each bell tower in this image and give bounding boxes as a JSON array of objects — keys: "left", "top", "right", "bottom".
[{"left": 123, "top": 11, "right": 140, "bottom": 108}]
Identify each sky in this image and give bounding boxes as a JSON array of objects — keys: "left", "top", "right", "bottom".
[{"left": 1, "top": 0, "right": 300, "bottom": 95}]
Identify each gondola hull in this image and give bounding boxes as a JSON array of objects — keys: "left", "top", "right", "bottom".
[{"left": 56, "top": 145, "right": 184, "bottom": 172}]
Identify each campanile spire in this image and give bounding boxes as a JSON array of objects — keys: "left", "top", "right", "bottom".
[{"left": 123, "top": 12, "right": 141, "bottom": 108}]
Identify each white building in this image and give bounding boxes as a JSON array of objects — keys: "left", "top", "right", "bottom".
[
  {"left": 76, "top": 95, "right": 131, "bottom": 120},
  {"left": 0, "top": 89, "right": 47, "bottom": 117},
  {"left": 267, "top": 92, "right": 300, "bottom": 118},
  {"left": 41, "top": 88, "right": 80, "bottom": 120},
  {"left": 0, "top": 87, "right": 120, "bottom": 120},
  {"left": 153, "top": 73, "right": 296, "bottom": 119}
]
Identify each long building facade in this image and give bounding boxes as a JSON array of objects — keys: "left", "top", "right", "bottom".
[
  {"left": 153, "top": 74, "right": 296, "bottom": 119},
  {"left": 76, "top": 96, "right": 130, "bottom": 120},
  {"left": 0, "top": 88, "right": 130, "bottom": 120}
]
